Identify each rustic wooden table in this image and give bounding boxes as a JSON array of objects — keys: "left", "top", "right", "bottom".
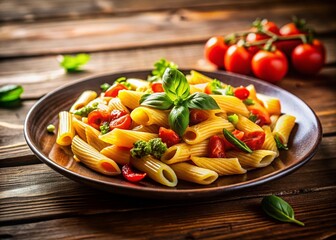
[{"left": 1, "top": 0, "right": 336, "bottom": 239}]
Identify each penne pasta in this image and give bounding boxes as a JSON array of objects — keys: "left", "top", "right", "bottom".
[
  {"left": 85, "top": 125, "right": 110, "bottom": 151},
  {"left": 131, "top": 155, "right": 177, "bottom": 187},
  {"left": 211, "top": 95, "right": 250, "bottom": 117},
  {"left": 235, "top": 114, "right": 263, "bottom": 133},
  {"left": 71, "top": 135, "right": 121, "bottom": 176},
  {"left": 100, "top": 145, "right": 130, "bottom": 165},
  {"left": 131, "top": 106, "right": 169, "bottom": 127},
  {"left": 256, "top": 93, "right": 281, "bottom": 115},
  {"left": 99, "top": 128, "right": 158, "bottom": 148},
  {"left": 191, "top": 156, "right": 246, "bottom": 175},
  {"left": 226, "top": 150, "right": 277, "bottom": 168},
  {"left": 118, "top": 90, "right": 145, "bottom": 110},
  {"left": 262, "top": 125, "right": 279, "bottom": 157},
  {"left": 272, "top": 114, "right": 296, "bottom": 145},
  {"left": 183, "top": 117, "right": 234, "bottom": 144},
  {"left": 170, "top": 162, "right": 218, "bottom": 185},
  {"left": 70, "top": 90, "right": 97, "bottom": 113},
  {"left": 56, "top": 111, "right": 75, "bottom": 146}
]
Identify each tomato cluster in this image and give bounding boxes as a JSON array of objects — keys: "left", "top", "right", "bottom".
[{"left": 204, "top": 18, "right": 326, "bottom": 83}]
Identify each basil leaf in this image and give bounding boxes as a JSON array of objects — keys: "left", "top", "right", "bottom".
[
  {"left": 140, "top": 92, "right": 173, "bottom": 110},
  {"left": 0, "top": 85, "right": 24, "bottom": 102},
  {"left": 162, "top": 68, "right": 190, "bottom": 102},
  {"left": 223, "top": 129, "right": 252, "bottom": 153},
  {"left": 274, "top": 134, "right": 289, "bottom": 150},
  {"left": 59, "top": 53, "right": 90, "bottom": 72},
  {"left": 261, "top": 195, "right": 305, "bottom": 226},
  {"left": 185, "top": 92, "right": 220, "bottom": 110},
  {"left": 150, "top": 59, "right": 178, "bottom": 81},
  {"left": 169, "top": 104, "right": 189, "bottom": 136}
]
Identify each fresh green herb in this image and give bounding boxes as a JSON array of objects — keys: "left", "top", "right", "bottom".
[
  {"left": 130, "top": 138, "right": 167, "bottom": 159},
  {"left": 212, "top": 85, "right": 234, "bottom": 96},
  {"left": 73, "top": 102, "right": 98, "bottom": 117},
  {"left": 100, "top": 122, "right": 110, "bottom": 135},
  {"left": 0, "top": 85, "right": 24, "bottom": 103},
  {"left": 274, "top": 134, "right": 289, "bottom": 150},
  {"left": 208, "top": 79, "right": 224, "bottom": 93},
  {"left": 148, "top": 138, "right": 168, "bottom": 159},
  {"left": 141, "top": 68, "right": 220, "bottom": 136},
  {"left": 261, "top": 195, "right": 305, "bottom": 226},
  {"left": 248, "top": 113, "right": 258, "bottom": 123},
  {"left": 115, "top": 77, "right": 131, "bottom": 89},
  {"left": 46, "top": 124, "right": 55, "bottom": 133},
  {"left": 228, "top": 114, "right": 239, "bottom": 124},
  {"left": 58, "top": 53, "right": 90, "bottom": 72},
  {"left": 100, "top": 83, "right": 111, "bottom": 92},
  {"left": 243, "top": 98, "right": 255, "bottom": 105},
  {"left": 147, "top": 59, "right": 178, "bottom": 82},
  {"left": 223, "top": 128, "right": 252, "bottom": 153}
]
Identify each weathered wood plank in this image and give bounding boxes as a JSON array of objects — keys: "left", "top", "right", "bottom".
[
  {"left": 0, "top": 190, "right": 335, "bottom": 239},
  {"left": 0, "top": 136, "right": 335, "bottom": 225},
  {"left": 0, "top": 0, "right": 333, "bottom": 22},
  {"left": 1, "top": 3, "right": 335, "bottom": 57}
]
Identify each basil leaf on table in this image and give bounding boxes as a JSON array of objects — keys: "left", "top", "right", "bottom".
[
  {"left": 0, "top": 85, "right": 24, "bottom": 102},
  {"left": 185, "top": 92, "right": 220, "bottom": 110},
  {"left": 169, "top": 104, "right": 189, "bottom": 137},
  {"left": 162, "top": 68, "right": 190, "bottom": 102},
  {"left": 59, "top": 53, "right": 90, "bottom": 72},
  {"left": 140, "top": 93, "right": 174, "bottom": 110},
  {"left": 261, "top": 195, "right": 305, "bottom": 226}
]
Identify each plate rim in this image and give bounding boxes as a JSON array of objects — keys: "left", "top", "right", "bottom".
[{"left": 24, "top": 69, "right": 323, "bottom": 198}]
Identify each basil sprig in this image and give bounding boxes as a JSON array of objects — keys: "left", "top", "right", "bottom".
[
  {"left": 141, "top": 68, "right": 220, "bottom": 136},
  {"left": 223, "top": 128, "right": 252, "bottom": 153},
  {"left": 261, "top": 195, "right": 305, "bottom": 226}
]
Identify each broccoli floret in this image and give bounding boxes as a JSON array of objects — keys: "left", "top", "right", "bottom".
[
  {"left": 130, "top": 138, "right": 167, "bottom": 159},
  {"left": 130, "top": 140, "right": 152, "bottom": 159},
  {"left": 148, "top": 138, "right": 167, "bottom": 159}
]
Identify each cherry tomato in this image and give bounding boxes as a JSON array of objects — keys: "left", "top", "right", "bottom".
[
  {"left": 109, "top": 114, "right": 132, "bottom": 131},
  {"left": 105, "top": 83, "right": 128, "bottom": 97},
  {"left": 251, "top": 49, "right": 288, "bottom": 83},
  {"left": 110, "top": 109, "right": 128, "bottom": 121},
  {"left": 159, "top": 127, "right": 180, "bottom": 147},
  {"left": 291, "top": 40, "right": 325, "bottom": 75},
  {"left": 277, "top": 22, "right": 305, "bottom": 56},
  {"left": 234, "top": 86, "right": 250, "bottom": 100},
  {"left": 204, "top": 36, "right": 229, "bottom": 68},
  {"left": 224, "top": 45, "right": 252, "bottom": 75},
  {"left": 246, "top": 20, "right": 280, "bottom": 55},
  {"left": 223, "top": 129, "right": 244, "bottom": 150},
  {"left": 88, "top": 110, "right": 110, "bottom": 129},
  {"left": 151, "top": 82, "right": 164, "bottom": 92},
  {"left": 189, "top": 109, "right": 209, "bottom": 125},
  {"left": 208, "top": 135, "right": 226, "bottom": 158},
  {"left": 122, "top": 164, "right": 147, "bottom": 182},
  {"left": 242, "top": 131, "right": 266, "bottom": 150},
  {"left": 249, "top": 108, "right": 271, "bottom": 126}
]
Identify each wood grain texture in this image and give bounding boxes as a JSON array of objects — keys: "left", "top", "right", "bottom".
[
  {"left": 1, "top": 136, "right": 335, "bottom": 225},
  {"left": 1, "top": 0, "right": 333, "bottom": 22},
  {"left": 1, "top": 2, "right": 335, "bottom": 57}
]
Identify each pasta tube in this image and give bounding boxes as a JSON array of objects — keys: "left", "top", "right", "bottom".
[
  {"left": 71, "top": 135, "right": 121, "bottom": 176},
  {"left": 211, "top": 95, "right": 250, "bottom": 117},
  {"left": 99, "top": 128, "right": 158, "bottom": 148},
  {"left": 131, "top": 155, "right": 177, "bottom": 187},
  {"left": 191, "top": 157, "right": 246, "bottom": 175},
  {"left": 272, "top": 114, "right": 296, "bottom": 145},
  {"left": 170, "top": 162, "right": 218, "bottom": 185},
  {"left": 70, "top": 90, "right": 97, "bottom": 113},
  {"left": 100, "top": 145, "right": 130, "bottom": 165},
  {"left": 226, "top": 150, "right": 277, "bottom": 168},
  {"left": 56, "top": 111, "right": 75, "bottom": 146},
  {"left": 130, "top": 106, "right": 169, "bottom": 127}
]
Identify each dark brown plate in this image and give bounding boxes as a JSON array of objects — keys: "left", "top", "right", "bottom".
[{"left": 24, "top": 69, "right": 322, "bottom": 199}]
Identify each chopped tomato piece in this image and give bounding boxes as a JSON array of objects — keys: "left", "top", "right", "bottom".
[
  {"left": 243, "top": 131, "right": 266, "bottom": 150},
  {"left": 88, "top": 110, "right": 110, "bottom": 129},
  {"left": 234, "top": 86, "right": 250, "bottom": 100},
  {"left": 122, "top": 164, "right": 147, "bottom": 182},
  {"left": 159, "top": 127, "right": 180, "bottom": 147},
  {"left": 151, "top": 82, "right": 164, "bottom": 92},
  {"left": 208, "top": 135, "right": 226, "bottom": 158},
  {"left": 109, "top": 114, "right": 132, "bottom": 131},
  {"left": 110, "top": 109, "right": 128, "bottom": 121},
  {"left": 189, "top": 109, "right": 209, "bottom": 125},
  {"left": 105, "top": 83, "right": 128, "bottom": 97},
  {"left": 249, "top": 108, "right": 271, "bottom": 126},
  {"left": 204, "top": 83, "right": 213, "bottom": 94}
]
